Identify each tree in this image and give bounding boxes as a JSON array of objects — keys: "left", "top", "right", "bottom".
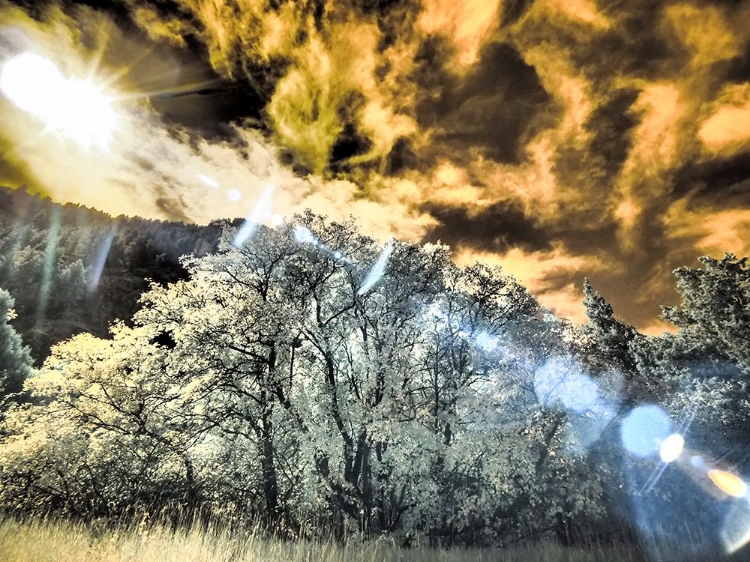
[
  {"left": 0, "top": 212, "right": 608, "bottom": 545},
  {"left": 663, "top": 254, "right": 750, "bottom": 375},
  {"left": 633, "top": 254, "right": 750, "bottom": 460},
  {"left": 0, "top": 324, "right": 200, "bottom": 517},
  {"left": 0, "top": 288, "right": 32, "bottom": 405}
]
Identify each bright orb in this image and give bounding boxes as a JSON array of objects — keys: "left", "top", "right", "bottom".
[
  {"left": 621, "top": 404, "right": 672, "bottom": 457},
  {"left": 293, "top": 225, "right": 315, "bottom": 244},
  {"left": 0, "top": 52, "right": 118, "bottom": 150},
  {"left": 227, "top": 188, "right": 241, "bottom": 201},
  {"left": 659, "top": 433, "right": 684, "bottom": 463},
  {"left": 709, "top": 469, "right": 748, "bottom": 498},
  {"left": 534, "top": 357, "right": 601, "bottom": 413},
  {"left": 476, "top": 331, "right": 498, "bottom": 353}
]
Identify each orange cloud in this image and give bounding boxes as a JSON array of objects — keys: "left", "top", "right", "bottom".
[
  {"left": 640, "top": 319, "right": 678, "bottom": 337},
  {"left": 699, "top": 84, "right": 750, "bottom": 154},
  {"left": 417, "top": 0, "right": 501, "bottom": 70},
  {"left": 454, "top": 245, "right": 600, "bottom": 323},
  {"left": 538, "top": 0, "right": 611, "bottom": 30},
  {"left": 664, "top": 4, "right": 738, "bottom": 70},
  {"left": 613, "top": 82, "right": 686, "bottom": 241},
  {"left": 0, "top": 4, "right": 433, "bottom": 242},
  {"left": 665, "top": 202, "right": 750, "bottom": 258}
]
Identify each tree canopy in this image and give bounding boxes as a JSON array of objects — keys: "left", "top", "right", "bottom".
[{"left": 2, "top": 187, "right": 750, "bottom": 556}]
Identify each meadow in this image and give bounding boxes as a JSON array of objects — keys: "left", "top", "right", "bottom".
[{"left": 0, "top": 517, "right": 649, "bottom": 562}]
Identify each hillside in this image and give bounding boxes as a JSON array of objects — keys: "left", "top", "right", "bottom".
[{"left": 0, "top": 186, "right": 230, "bottom": 362}]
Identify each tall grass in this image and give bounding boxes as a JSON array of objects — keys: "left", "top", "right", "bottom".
[{"left": 0, "top": 516, "right": 649, "bottom": 562}]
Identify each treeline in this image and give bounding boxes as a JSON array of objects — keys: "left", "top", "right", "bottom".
[
  {"left": 0, "top": 186, "right": 231, "bottom": 362},
  {"left": 0, "top": 189, "right": 748, "bottom": 556}
]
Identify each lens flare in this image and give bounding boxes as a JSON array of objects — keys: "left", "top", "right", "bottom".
[
  {"left": 534, "top": 358, "right": 601, "bottom": 413},
  {"left": 293, "top": 225, "right": 316, "bottom": 245},
  {"left": 475, "top": 331, "right": 498, "bottom": 352},
  {"left": 659, "top": 433, "right": 684, "bottom": 463},
  {"left": 233, "top": 185, "right": 274, "bottom": 246},
  {"left": 1, "top": 52, "right": 118, "bottom": 150},
  {"left": 621, "top": 404, "right": 672, "bottom": 458},
  {"left": 709, "top": 470, "right": 748, "bottom": 498},
  {"left": 198, "top": 174, "right": 220, "bottom": 188},
  {"left": 357, "top": 239, "right": 394, "bottom": 295}
]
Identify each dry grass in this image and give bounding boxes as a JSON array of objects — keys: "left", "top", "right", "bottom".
[{"left": 0, "top": 516, "right": 648, "bottom": 562}]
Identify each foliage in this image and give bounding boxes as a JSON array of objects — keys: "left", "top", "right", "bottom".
[
  {"left": 0, "top": 288, "right": 33, "bottom": 405},
  {"left": 2, "top": 187, "right": 750, "bottom": 554},
  {"left": 663, "top": 254, "right": 750, "bottom": 375},
  {"left": 0, "top": 212, "right": 605, "bottom": 545},
  {"left": 0, "top": 186, "right": 224, "bottom": 363}
]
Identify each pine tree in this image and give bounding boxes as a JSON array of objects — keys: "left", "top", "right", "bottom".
[
  {"left": 0, "top": 288, "right": 33, "bottom": 405},
  {"left": 663, "top": 254, "right": 750, "bottom": 375},
  {"left": 582, "top": 279, "right": 638, "bottom": 374}
]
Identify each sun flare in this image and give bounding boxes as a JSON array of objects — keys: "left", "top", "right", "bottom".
[{"left": 0, "top": 52, "right": 119, "bottom": 151}]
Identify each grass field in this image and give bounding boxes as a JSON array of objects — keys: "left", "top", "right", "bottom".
[{"left": 0, "top": 516, "right": 652, "bottom": 562}]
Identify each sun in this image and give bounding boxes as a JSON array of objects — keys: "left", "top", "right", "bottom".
[{"left": 0, "top": 52, "right": 119, "bottom": 151}]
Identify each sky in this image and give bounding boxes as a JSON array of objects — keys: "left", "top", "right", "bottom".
[{"left": 0, "top": 0, "right": 749, "bottom": 332}]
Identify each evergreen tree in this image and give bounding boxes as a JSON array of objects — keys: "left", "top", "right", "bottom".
[
  {"left": 0, "top": 288, "right": 33, "bottom": 405},
  {"left": 663, "top": 253, "right": 750, "bottom": 375}
]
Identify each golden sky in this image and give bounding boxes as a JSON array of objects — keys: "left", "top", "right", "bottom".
[{"left": 1, "top": 0, "right": 750, "bottom": 332}]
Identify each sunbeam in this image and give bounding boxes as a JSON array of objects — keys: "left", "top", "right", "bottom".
[{"left": 0, "top": 52, "right": 120, "bottom": 151}]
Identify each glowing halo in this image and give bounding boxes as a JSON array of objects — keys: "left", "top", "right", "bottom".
[
  {"left": 659, "top": 433, "right": 685, "bottom": 463},
  {"left": 709, "top": 469, "right": 748, "bottom": 498},
  {"left": 0, "top": 52, "right": 119, "bottom": 150}
]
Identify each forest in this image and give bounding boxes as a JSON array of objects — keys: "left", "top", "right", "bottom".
[{"left": 0, "top": 186, "right": 749, "bottom": 559}]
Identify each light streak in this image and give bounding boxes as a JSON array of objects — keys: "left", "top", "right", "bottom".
[
  {"left": 198, "top": 174, "right": 220, "bottom": 188},
  {"left": 233, "top": 184, "right": 274, "bottom": 246},
  {"left": 37, "top": 206, "right": 60, "bottom": 325},
  {"left": 357, "top": 239, "right": 394, "bottom": 295},
  {"left": 86, "top": 227, "right": 116, "bottom": 292}
]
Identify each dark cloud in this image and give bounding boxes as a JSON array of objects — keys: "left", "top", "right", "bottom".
[
  {"left": 672, "top": 153, "right": 750, "bottom": 209},
  {"left": 4, "top": 0, "right": 750, "bottom": 330},
  {"left": 154, "top": 192, "right": 190, "bottom": 222},
  {"left": 576, "top": 2, "right": 687, "bottom": 82},
  {"left": 365, "top": 0, "right": 419, "bottom": 52},
  {"left": 417, "top": 41, "right": 552, "bottom": 164},
  {"left": 422, "top": 200, "right": 552, "bottom": 253},
  {"left": 501, "top": 0, "right": 535, "bottom": 28},
  {"left": 553, "top": 89, "right": 640, "bottom": 205},
  {"left": 724, "top": 49, "right": 750, "bottom": 84},
  {"left": 0, "top": 155, "right": 32, "bottom": 184},
  {"left": 384, "top": 137, "right": 418, "bottom": 175},
  {"left": 411, "top": 35, "right": 459, "bottom": 123},
  {"left": 553, "top": 223, "right": 619, "bottom": 256},
  {"left": 584, "top": 90, "right": 641, "bottom": 176},
  {"left": 149, "top": 81, "right": 265, "bottom": 139},
  {"left": 329, "top": 123, "right": 374, "bottom": 174}
]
